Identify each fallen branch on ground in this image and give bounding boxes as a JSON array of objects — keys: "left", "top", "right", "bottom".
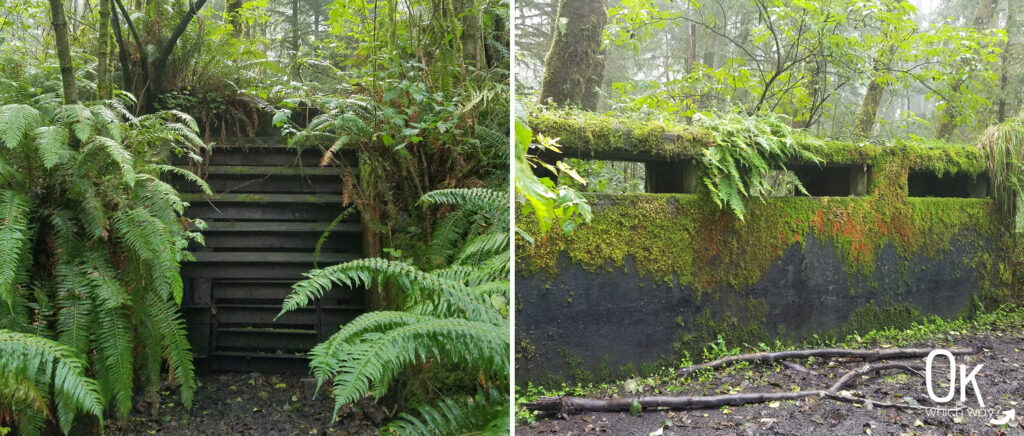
[
  {"left": 525, "top": 355, "right": 971, "bottom": 416},
  {"left": 676, "top": 346, "right": 979, "bottom": 377}
]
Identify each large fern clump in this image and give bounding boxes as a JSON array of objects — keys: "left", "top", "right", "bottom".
[
  {"left": 279, "top": 188, "right": 510, "bottom": 435},
  {"left": 0, "top": 87, "right": 208, "bottom": 434}
]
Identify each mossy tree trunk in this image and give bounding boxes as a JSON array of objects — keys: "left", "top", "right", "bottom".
[
  {"left": 226, "top": 0, "right": 243, "bottom": 37},
  {"left": 96, "top": 0, "right": 111, "bottom": 99},
  {"left": 49, "top": 0, "right": 77, "bottom": 104},
  {"left": 455, "top": 0, "right": 487, "bottom": 69},
  {"left": 998, "top": 0, "right": 1021, "bottom": 122},
  {"left": 854, "top": 58, "right": 886, "bottom": 137},
  {"left": 580, "top": 47, "right": 605, "bottom": 111},
  {"left": 539, "top": 0, "right": 607, "bottom": 110}
]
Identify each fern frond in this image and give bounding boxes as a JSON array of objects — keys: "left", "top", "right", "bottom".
[
  {"left": 55, "top": 290, "right": 93, "bottom": 358},
  {"left": 455, "top": 231, "right": 509, "bottom": 263},
  {"left": 0, "top": 190, "right": 31, "bottom": 309},
  {"left": 65, "top": 179, "right": 108, "bottom": 241},
  {"left": 314, "top": 207, "right": 356, "bottom": 268},
  {"left": 144, "top": 295, "right": 195, "bottom": 408},
  {"left": 326, "top": 317, "right": 508, "bottom": 415},
  {"left": 113, "top": 209, "right": 182, "bottom": 304},
  {"left": 280, "top": 258, "right": 500, "bottom": 324},
  {"left": 143, "top": 164, "right": 212, "bottom": 195},
  {"left": 382, "top": 389, "right": 510, "bottom": 436},
  {"left": 0, "top": 329, "right": 104, "bottom": 433},
  {"left": 87, "top": 104, "right": 123, "bottom": 142},
  {"left": 0, "top": 104, "right": 44, "bottom": 148},
  {"left": 55, "top": 103, "right": 94, "bottom": 142},
  {"left": 82, "top": 135, "right": 135, "bottom": 185},
  {"left": 32, "top": 125, "right": 71, "bottom": 168},
  {"left": 418, "top": 188, "right": 507, "bottom": 212},
  {"left": 93, "top": 306, "right": 134, "bottom": 417},
  {"left": 307, "top": 311, "right": 431, "bottom": 386}
]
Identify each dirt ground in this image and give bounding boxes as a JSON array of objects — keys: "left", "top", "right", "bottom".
[
  {"left": 107, "top": 372, "right": 382, "bottom": 436},
  {"left": 520, "top": 329, "right": 1024, "bottom": 435}
]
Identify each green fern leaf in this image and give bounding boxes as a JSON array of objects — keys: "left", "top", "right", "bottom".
[
  {"left": 32, "top": 125, "right": 71, "bottom": 168},
  {"left": 145, "top": 296, "right": 195, "bottom": 408},
  {"left": 327, "top": 317, "right": 508, "bottom": 416},
  {"left": 382, "top": 389, "right": 509, "bottom": 436},
  {"left": 280, "top": 258, "right": 499, "bottom": 324},
  {"left": 0, "top": 190, "right": 31, "bottom": 309},
  {"left": 82, "top": 135, "right": 135, "bottom": 185},
  {"left": 0, "top": 104, "right": 44, "bottom": 148},
  {"left": 0, "top": 329, "right": 104, "bottom": 433}
]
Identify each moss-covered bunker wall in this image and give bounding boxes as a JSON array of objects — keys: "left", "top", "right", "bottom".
[{"left": 515, "top": 111, "right": 1014, "bottom": 386}]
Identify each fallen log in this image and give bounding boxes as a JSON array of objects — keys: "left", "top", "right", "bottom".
[
  {"left": 525, "top": 359, "right": 961, "bottom": 416},
  {"left": 526, "top": 391, "right": 818, "bottom": 414},
  {"left": 676, "top": 346, "right": 979, "bottom": 377}
]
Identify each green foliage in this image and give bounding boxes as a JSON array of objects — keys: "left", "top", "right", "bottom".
[
  {"left": 0, "top": 84, "right": 205, "bottom": 432},
  {"left": 0, "top": 330, "right": 103, "bottom": 435},
  {"left": 280, "top": 188, "right": 509, "bottom": 434},
  {"left": 514, "top": 107, "right": 592, "bottom": 237},
  {"left": 382, "top": 389, "right": 509, "bottom": 436},
  {"left": 978, "top": 114, "right": 1024, "bottom": 221},
  {"left": 694, "top": 113, "right": 820, "bottom": 220}
]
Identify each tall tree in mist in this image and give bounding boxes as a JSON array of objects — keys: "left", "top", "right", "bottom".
[{"left": 539, "top": 0, "right": 607, "bottom": 110}]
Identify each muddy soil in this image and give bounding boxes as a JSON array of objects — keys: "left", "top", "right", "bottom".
[
  {"left": 107, "top": 372, "right": 381, "bottom": 436},
  {"left": 521, "top": 329, "right": 1024, "bottom": 435}
]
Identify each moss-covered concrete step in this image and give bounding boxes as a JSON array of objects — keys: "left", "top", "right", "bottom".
[
  {"left": 193, "top": 221, "right": 360, "bottom": 250},
  {"left": 212, "top": 280, "right": 362, "bottom": 305},
  {"left": 215, "top": 328, "right": 319, "bottom": 352},
  {"left": 207, "top": 351, "right": 310, "bottom": 373},
  {"left": 183, "top": 193, "right": 347, "bottom": 221}
]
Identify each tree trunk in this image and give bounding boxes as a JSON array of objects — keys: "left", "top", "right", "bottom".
[
  {"left": 998, "top": 0, "right": 1021, "bottom": 122},
  {"left": 538, "top": 0, "right": 607, "bottom": 108},
  {"left": 686, "top": 22, "right": 696, "bottom": 73},
  {"left": 580, "top": 48, "right": 605, "bottom": 111},
  {"left": 96, "top": 0, "right": 112, "bottom": 99},
  {"left": 226, "top": 0, "right": 243, "bottom": 38},
  {"left": 143, "top": 0, "right": 208, "bottom": 112},
  {"left": 111, "top": 3, "right": 133, "bottom": 92},
  {"left": 291, "top": 0, "right": 300, "bottom": 56},
  {"left": 854, "top": 60, "right": 886, "bottom": 137},
  {"left": 49, "top": 0, "right": 77, "bottom": 104},
  {"left": 454, "top": 0, "right": 487, "bottom": 69}
]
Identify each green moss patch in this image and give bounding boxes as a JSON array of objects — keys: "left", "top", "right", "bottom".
[{"left": 528, "top": 109, "right": 987, "bottom": 176}]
